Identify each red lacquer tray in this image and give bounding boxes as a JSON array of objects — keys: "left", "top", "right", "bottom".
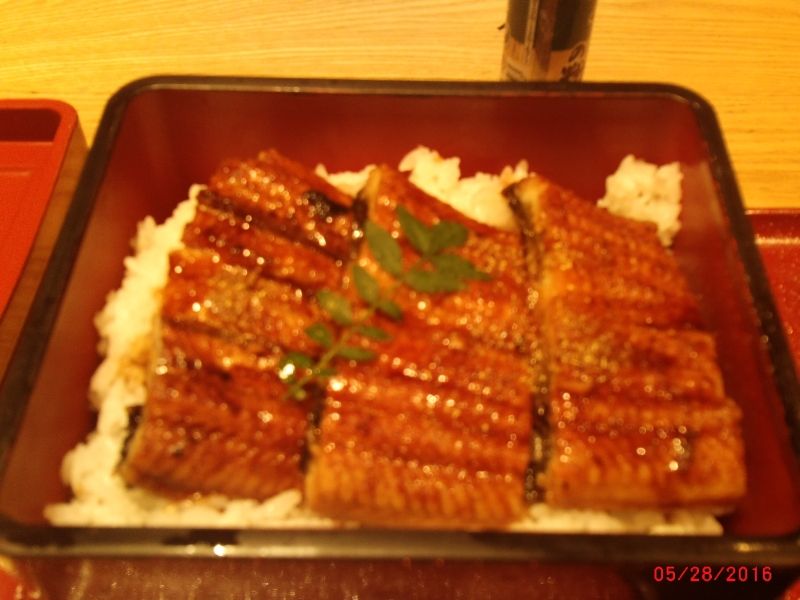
[
  {"left": 0, "top": 212, "right": 798, "bottom": 598},
  {"left": 0, "top": 101, "right": 85, "bottom": 376},
  {"left": 0, "top": 81, "right": 798, "bottom": 595},
  {"left": 0, "top": 79, "right": 798, "bottom": 576},
  {"left": 750, "top": 209, "right": 800, "bottom": 372},
  {"left": 0, "top": 101, "right": 82, "bottom": 317}
]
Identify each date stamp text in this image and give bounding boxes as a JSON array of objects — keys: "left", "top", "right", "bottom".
[{"left": 652, "top": 565, "right": 772, "bottom": 584}]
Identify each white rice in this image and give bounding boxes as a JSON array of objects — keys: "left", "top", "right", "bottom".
[
  {"left": 46, "top": 150, "right": 715, "bottom": 533},
  {"left": 314, "top": 163, "right": 375, "bottom": 198},
  {"left": 599, "top": 155, "right": 683, "bottom": 246},
  {"left": 398, "top": 146, "right": 529, "bottom": 231}
]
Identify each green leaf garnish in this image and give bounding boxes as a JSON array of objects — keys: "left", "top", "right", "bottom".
[
  {"left": 352, "top": 264, "right": 380, "bottom": 306},
  {"left": 429, "top": 220, "right": 469, "bottom": 253},
  {"left": 356, "top": 324, "right": 391, "bottom": 341},
  {"left": 430, "top": 253, "right": 491, "bottom": 281},
  {"left": 337, "top": 346, "right": 376, "bottom": 362},
  {"left": 305, "top": 323, "right": 334, "bottom": 348},
  {"left": 353, "top": 263, "right": 402, "bottom": 320},
  {"left": 317, "top": 289, "right": 353, "bottom": 326},
  {"left": 396, "top": 205, "right": 432, "bottom": 256},
  {"left": 289, "top": 388, "right": 308, "bottom": 400},
  {"left": 280, "top": 351, "right": 314, "bottom": 370},
  {"left": 365, "top": 221, "right": 404, "bottom": 277},
  {"left": 314, "top": 367, "right": 337, "bottom": 378},
  {"left": 404, "top": 267, "right": 464, "bottom": 294},
  {"left": 282, "top": 206, "right": 490, "bottom": 400},
  {"left": 376, "top": 298, "right": 403, "bottom": 320}
]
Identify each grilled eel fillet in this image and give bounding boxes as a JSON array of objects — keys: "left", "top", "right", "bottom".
[
  {"left": 305, "top": 166, "right": 537, "bottom": 528},
  {"left": 121, "top": 148, "right": 745, "bottom": 521},
  {"left": 119, "top": 150, "right": 356, "bottom": 500},
  {"left": 506, "top": 175, "right": 746, "bottom": 510}
]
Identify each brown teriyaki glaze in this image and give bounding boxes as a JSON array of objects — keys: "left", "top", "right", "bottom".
[
  {"left": 506, "top": 175, "right": 746, "bottom": 510},
  {"left": 119, "top": 151, "right": 357, "bottom": 500},
  {"left": 120, "top": 150, "right": 745, "bottom": 524},
  {"left": 305, "top": 166, "right": 539, "bottom": 528}
]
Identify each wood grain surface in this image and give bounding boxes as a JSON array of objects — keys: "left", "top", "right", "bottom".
[{"left": 1, "top": 0, "right": 798, "bottom": 207}]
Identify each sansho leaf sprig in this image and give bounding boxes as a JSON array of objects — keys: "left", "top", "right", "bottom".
[{"left": 279, "top": 206, "right": 490, "bottom": 400}]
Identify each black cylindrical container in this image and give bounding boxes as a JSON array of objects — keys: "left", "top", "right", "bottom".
[{"left": 501, "top": 0, "right": 597, "bottom": 81}]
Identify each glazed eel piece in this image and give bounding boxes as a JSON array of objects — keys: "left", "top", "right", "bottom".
[
  {"left": 119, "top": 150, "right": 357, "bottom": 500},
  {"left": 120, "top": 148, "right": 746, "bottom": 521},
  {"left": 506, "top": 175, "right": 746, "bottom": 510},
  {"left": 305, "top": 166, "right": 539, "bottom": 528}
]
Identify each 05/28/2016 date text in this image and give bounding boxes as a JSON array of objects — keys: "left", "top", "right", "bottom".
[{"left": 652, "top": 565, "right": 772, "bottom": 583}]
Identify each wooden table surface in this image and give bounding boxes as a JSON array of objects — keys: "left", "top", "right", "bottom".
[
  {"left": 2, "top": 0, "right": 798, "bottom": 208},
  {"left": 2, "top": 2, "right": 800, "bottom": 595}
]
